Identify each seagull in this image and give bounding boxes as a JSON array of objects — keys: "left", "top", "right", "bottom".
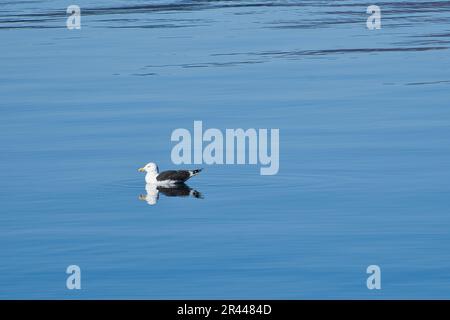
[{"left": 138, "top": 162, "right": 203, "bottom": 185}]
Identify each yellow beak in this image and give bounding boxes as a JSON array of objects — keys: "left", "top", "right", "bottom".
[{"left": 138, "top": 167, "right": 145, "bottom": 172}]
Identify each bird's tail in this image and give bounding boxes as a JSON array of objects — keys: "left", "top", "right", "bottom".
[{"left": 190, "top": 168, "right": 203, "bottom": 176}]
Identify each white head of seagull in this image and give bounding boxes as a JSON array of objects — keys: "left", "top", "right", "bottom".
[
  {"left": 138, "top": 162, "right": 202, "bottom": 185},
  {"left": 138, "top": 162, "right": 159, "bottom": 184},
  {"left": 138, "top": 162, "right": 159, "bottom": 174}
]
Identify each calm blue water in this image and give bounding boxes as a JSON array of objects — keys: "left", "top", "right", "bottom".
[{"left": 1, "top": 0, "right": 450, "bottom": 299}]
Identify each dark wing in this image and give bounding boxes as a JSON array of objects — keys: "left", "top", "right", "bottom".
[{"left": 156, "top": 170, "right": 191, "bottom": 182}]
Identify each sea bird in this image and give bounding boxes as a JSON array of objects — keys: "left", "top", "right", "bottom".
[{"left": 138, "top": 162, "right": 203, "bottom": 185}]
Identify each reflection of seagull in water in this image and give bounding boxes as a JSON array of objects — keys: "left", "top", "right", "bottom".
[
  {"left": 138, "top": 162, "right": 203, "bottom": 205},
  {"left": 138, "top": 162, "right": 203, "bottom": 185},
  {"left": 139, "top": 183, "right": 203, "bottom": 205}
]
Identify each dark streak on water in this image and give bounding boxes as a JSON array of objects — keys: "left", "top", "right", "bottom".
[
  {"left": 406, "top": 79, "right": 450, "bottom": 85},
  {"left": 2, "top": 1, "right": 448, "bottom": 60}
]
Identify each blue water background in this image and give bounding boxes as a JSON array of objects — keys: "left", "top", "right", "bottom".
[{"left": 1, "top": 0, "right": 450, "bottom": 298}]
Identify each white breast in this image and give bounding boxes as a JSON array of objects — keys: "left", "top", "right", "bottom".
[{"left": 145, "top": 172, "right": 158, "bottom": 184}]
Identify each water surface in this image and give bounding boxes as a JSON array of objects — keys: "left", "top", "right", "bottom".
[{"left": 1, "top": 0, "right": 450, "bottom": 298}]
